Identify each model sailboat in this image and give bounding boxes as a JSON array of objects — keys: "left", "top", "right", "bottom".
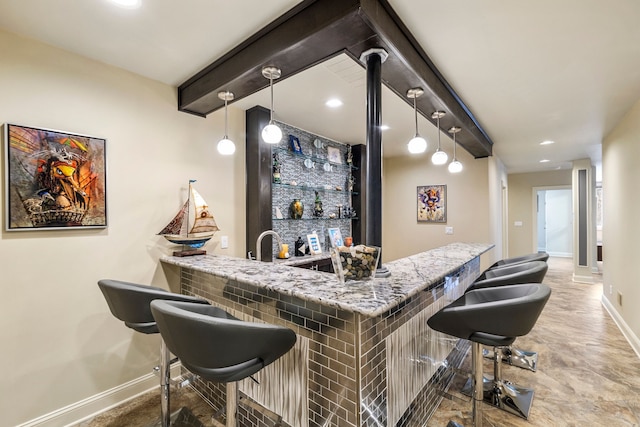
[{"left": 158, "top": 180, "right": 219, "bottom": 256}]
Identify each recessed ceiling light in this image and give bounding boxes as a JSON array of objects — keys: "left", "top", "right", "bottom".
[
  {"left": 108, "top": 0, "right": 141, "bottom": 9},
  {"left": 540, "top": 140, "right": 555, "bottom": 145},
  {"left": 380, "top": 125, "right": 390, "bottom": 131},
  {"left": 325, "top": 98, "right": 343, "bottom": 108},
  {"left": 540, "top": 159, "right": 550, "bottom": 163}
]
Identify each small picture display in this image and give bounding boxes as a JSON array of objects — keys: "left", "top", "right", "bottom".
[
  {"left": 328, "top": 227, "right": 343, "bottom": 248},
  {"left": 307, "top": 232, "right": 322, "bottom": 254},
  {"left": 289, "top": 135, "right": 302, "bottom": 154},
  {"left": 327, "top": 146, "right": 342, "bottom": 164}
]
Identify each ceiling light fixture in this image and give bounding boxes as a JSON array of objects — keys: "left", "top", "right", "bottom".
[
  {"left": 108, "top": 0, "right": 142, "bottom": 9},
  {"left": 261, "top": 66, "right": 283, "bottom": 144},
  {"left": 406, "top": 88, "right": 427, "bottom": 154},
  {"left": 540, "top": 159, "right": 550, "bottom": 163},
  {"left": 448, "top": 127, "right": 463, "bottom": 173},
  {"left": 431, "top": 111, "right": 448, "bottom": 165},
  {"left": 326, "top": 98, "right": 343, "bottom": 108},
  {"left": 540, "top": 140, "right": 555, "bottom": 145},
  {"left": 217, "top": 91, "right": 235, "bottom": 155}
]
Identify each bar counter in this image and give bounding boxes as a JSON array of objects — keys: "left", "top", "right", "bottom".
[{"left": 161, "top": 242, "right": 493, "bottom": 427}]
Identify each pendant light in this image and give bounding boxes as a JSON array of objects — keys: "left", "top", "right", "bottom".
[
  {"left": 217, "top": 91, "right": 235, "bottom": 155},
  {"left": 431, "top": 111, "right": 448, "bottom": 165},
  {"left": 448, "top": 127, "right": 463, "bottom": 173},
  {"left": 406, "top": 88, "right": 427, "bottom": 154},
  {"left": 261, "top": 66, "right": 283, "bottom": 144}
]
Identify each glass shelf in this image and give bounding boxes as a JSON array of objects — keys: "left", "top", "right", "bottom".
[
  {"left": 272, "top": 217, "right": 358, "bottom": 221},
  {"left": 273, "top": 182, "right": 358, "bottom": 195},
  {"left": 273, "top": 147, "right": 358, "bottom": 171}
]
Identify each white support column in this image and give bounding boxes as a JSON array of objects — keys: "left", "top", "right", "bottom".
[{"left": 572, "top": 158, "right": 596, "bottom": 283}]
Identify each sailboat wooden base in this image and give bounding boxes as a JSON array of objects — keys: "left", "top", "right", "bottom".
[{"left": 173, "top": 248, "right": 206, "bottom": 257}]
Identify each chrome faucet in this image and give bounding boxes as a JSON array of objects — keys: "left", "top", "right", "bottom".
[{"left": 255, "top": 230, "right": 283, "bottom": 261}]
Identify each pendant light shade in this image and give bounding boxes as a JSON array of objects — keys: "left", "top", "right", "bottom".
[
  {"left": 217, "top": 91, "right": 235, "bottom": 155},
  {"left": 261, "top": 66, "right": 283, "bottom": 144},
  {"left": 430, "top": 111, "right": 448, "bottom": 165},
  {"left": 448, "top": 127, "right": 463, "bottom": 173},
  {"left": 407, "top": 88, "right": 427, "bottom": 154}
]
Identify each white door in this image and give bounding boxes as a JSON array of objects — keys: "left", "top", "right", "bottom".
[{"left": 544, "top": 189, "right": 573, "bottom": 257}]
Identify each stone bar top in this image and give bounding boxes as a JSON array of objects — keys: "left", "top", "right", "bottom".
[{"left": 160, "top": 242, "right": 493, "bottom": 317}]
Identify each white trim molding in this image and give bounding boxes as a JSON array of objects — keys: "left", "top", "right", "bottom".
[
  {"left": 602, "top": 296, "right": 640, "bottom": 359},
  {"left": 16, "top": 364, "right": 182, "bottom": 427}
]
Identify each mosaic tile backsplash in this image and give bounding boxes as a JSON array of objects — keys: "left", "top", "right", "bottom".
[{"left": 271, "top": 121, "right": 356, "bottom": 255}]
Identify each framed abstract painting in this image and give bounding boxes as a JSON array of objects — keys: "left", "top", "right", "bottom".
[
  {"left": 417, "top": 185, "right": 446, "bottom": 223},
  {"left": 4, "top": 123, "right": 107, "bottom": 231}
]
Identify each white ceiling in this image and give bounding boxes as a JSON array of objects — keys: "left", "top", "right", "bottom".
[{"left": 2, "top": 0, "right": 639, "bottom": 176}]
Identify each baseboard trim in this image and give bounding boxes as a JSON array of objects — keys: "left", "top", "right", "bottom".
[
  {"left": 16, "top": 364, "right": 182, "bottom": 427},
  {"left": 602, "top": 295, "right": 640, "bottom": 359},
  {"left": 572, "top": 273, "right": 594, "bottom": 284}
]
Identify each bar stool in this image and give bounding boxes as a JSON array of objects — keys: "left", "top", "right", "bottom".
[
  {"left": 150, "top": 300, "right": 297, "bottom": 427},
  {"left": 466, "top": 260, "right": 548, "bottom": 373},
  {"left": 428, "top": 283, "right": 551, "bottom": 426},
  {"left": 471, "top": 260, "right": 548, "bottom": 291},
  {"left": 97, "top": 279, "right": 210, "bottom": 427},
  {"left": 488, "top": 252, "right": 549, "bottom": 269}
]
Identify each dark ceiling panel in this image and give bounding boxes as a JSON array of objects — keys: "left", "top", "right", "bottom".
[{"left": 177, "top": 0, "right": 493, "bottom": 158}]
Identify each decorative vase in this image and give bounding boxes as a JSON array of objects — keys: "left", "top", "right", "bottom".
[
  {"left": 289, "top": 199, "right": 304, "bottom": 219},
  {"left": 313, "top": 190, "right": 324, "bottom": 217}
]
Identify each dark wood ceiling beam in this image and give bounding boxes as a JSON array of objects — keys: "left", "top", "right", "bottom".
[
  {"left": 178, "top": 0, "right": 366, "bottom": 116},
  {"left": 357, "top": 0, "right": 492, "bottom": 158},
  {"left": 177, "top": 0, "right": 493, "bottom": 158}
]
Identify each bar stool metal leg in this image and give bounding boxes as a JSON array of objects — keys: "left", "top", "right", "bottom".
[
  {"left": 226, "top": 382, "right": 238, "bottom": 427},
  {"left": 486, "top": 344, "right": 535, "bottom": 419},
  {"left": 472, "top": 342, "right": 483, "bottom": 427},
  {"left": 160, "top": 340, "right": 171, "bottom": 427}
]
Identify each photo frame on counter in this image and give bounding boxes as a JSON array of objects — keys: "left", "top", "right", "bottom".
[
  {"left": 307, "top": 232, "right": 322, "bottom": 254},
  {"left": 4, "top": 123, "right": 107, "bottom": 231},
  {"left": 328, "top": 227, "right": 343, "bottom": 248},
  {"left": 417, "top": 184, "right": 446, "bottom": 223}
]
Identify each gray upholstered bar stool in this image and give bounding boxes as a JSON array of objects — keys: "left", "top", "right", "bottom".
[
  {"left": 98, "top": 279, "right": 210, "bottom": 427},
  {"left": 150, "top": 300, "right": 297, "bottom": 427},
  {"left": 467, "top": 260, "right": 548, "bottom": 372},
  {"left": 471, "top": 260, "right": 548, "bottom": 290},
  {"left": 428, "top": 283, "right": 551, "bottom": 427},
  {"left": 488, "top": 252, "right": 549, "bottom": 269}
]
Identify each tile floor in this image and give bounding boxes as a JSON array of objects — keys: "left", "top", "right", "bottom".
[{"left": 78, "top": 257, "right": 640, "bottom": 427}]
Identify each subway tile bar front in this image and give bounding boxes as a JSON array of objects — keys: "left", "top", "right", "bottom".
[{"left": 178, "top": 256, "right": 479, "bottom": 427}]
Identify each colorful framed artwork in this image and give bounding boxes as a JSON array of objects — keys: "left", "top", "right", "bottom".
[
  {"left": 328, "top": 227, "right": 343, "bottom": 248},
  {"left": 289, "top": 135, "right": 302, "bottom": 154},
  {"left": 4, "top": 123, "right": 107, "bottom": 231},
  {"left": 417, "top": 185, "right": 446, "bottom": 223}
]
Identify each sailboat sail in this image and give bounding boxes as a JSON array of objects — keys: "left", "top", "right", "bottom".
[
  {"left": 188, "top": 186, "right": 219, "bottom": 236},
  {"left": 158, "top": 181, "right": 219, "bottom": 249}
]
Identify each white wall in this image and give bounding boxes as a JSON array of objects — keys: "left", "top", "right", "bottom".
[
  {"left": 602, "top": 97, "right": 640, "bottom": 354},
  {"left": 382, "top": 147, "right": 496, "bottom": 269},
  {"left": 0, "top": 30, "right": 246, "bottom": 425},
  {"left": 507, "top": 170, "right": 572, "bottom": 257}
]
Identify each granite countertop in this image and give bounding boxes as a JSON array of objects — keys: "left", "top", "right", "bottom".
[{"left": 161, "top": 242, "right": 493, "bottom": 317}]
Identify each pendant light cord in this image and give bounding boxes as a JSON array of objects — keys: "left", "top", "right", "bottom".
[
  {"left": 413, "top": 96, "right": 418, "bottom": 136},
  {"left": 224, "top": 94, "right": 229, "bottom": 138},
  {"left": 453, "top": 131, "right": 457, "bottom": 159},
  {"left": 269, "top": 76, "right": 274, "bottom": 122},
  {"left": 436, "top": 116, "right": 441, "bottom": 150}
]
